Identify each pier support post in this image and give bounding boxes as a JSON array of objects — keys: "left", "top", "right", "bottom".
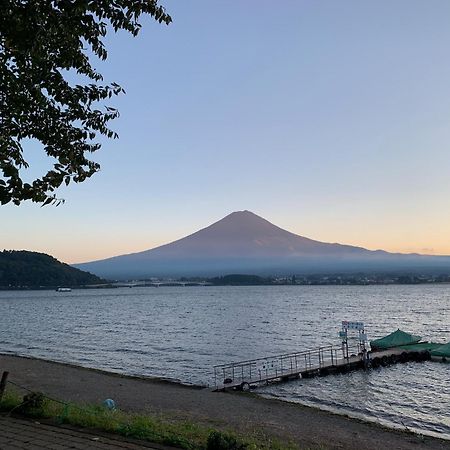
[
  {"left": 0, "top": 371, "right": 9, "bottom": 403},
  {"left": 362, "top": 350, "right": 370, "bottom": 370}
]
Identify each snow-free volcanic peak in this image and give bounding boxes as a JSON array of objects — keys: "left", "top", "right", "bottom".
[{"left": 74, "top": 211, "right": 450, "bottom": 279}]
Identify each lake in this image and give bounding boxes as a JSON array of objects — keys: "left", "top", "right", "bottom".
[{"left": 1, "top": 285, "right": 449, "bottom": 439}]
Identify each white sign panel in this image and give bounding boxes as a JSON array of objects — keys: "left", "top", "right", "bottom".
[{"left": 342, "top": 321, "right": 364, "bottom": 331}]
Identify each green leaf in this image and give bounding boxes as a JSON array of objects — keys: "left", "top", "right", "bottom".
[{"left": 0, "top": 0, "right": 171, "bottom": 206}]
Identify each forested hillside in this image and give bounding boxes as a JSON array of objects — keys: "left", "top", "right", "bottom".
[{"left": 0, "top": 250, "right": 104, "bottom": 288}]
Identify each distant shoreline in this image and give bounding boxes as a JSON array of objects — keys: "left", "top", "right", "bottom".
[{"left": 1, "top": 279, "right": 450, "bottom": 291}]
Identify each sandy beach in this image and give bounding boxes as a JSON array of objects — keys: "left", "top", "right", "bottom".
[{"left": 1, "top": 354, "right": 449, "bottom": 450}]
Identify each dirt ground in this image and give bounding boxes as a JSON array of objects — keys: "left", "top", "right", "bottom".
[{"left": 1, "top": 354, "right": 449, "bottom": 450}]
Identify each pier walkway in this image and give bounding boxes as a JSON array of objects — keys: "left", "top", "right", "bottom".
[
  {"left": 213, "top": 323, "right": 446, "bottom": 391},
  {"left": 213, "top": 344, "right": 434, "bottom": 391}
]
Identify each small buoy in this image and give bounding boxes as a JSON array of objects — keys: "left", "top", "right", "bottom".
[{"left": 103, "top": 399, "right": 116, "bottom": 410}]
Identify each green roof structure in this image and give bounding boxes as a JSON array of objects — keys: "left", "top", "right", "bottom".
[
  {"left": 431, "top": 342, "right": 450, "bottom": 358},
  {"left": 370, "top": 329, "right": 422, "bottom": 351}
]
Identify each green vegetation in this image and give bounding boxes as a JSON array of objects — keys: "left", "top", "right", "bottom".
[
  {"left": 205, "top": 272, "right": 450, "bottom": 286},
  {"left": 0, "top": 250, "right": 104, "bottom": 288},
  {"left": 1, "top": 1, "right": 171, "bottom": 205},
  {"left": 207, "top": 431, "right": 247, "bottom": 449},
  {"left": 0, "top": 388, "right": 297, "bottom": 450},
  {"left": 210, "top": 274, "right": 273, "bottom": 286}
]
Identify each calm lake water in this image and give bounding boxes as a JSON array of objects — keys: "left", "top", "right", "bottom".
[{"left": 1, "top": 285, "right": 449, "bottom": 439}]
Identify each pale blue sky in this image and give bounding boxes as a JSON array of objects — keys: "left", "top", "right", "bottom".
[{"left": 3, "top": 0, "right": 450, "bottom": 262}]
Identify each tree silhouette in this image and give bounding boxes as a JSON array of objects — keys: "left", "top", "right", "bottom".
[{"left": 0, "top": 1, "right": 171, "bottom": 205}]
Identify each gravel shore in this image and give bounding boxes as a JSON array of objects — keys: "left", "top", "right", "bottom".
[{"left": 1, "top": 354, "right": 449, "bottom": 450}]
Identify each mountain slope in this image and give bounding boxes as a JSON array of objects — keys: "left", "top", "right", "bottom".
[
  {"left": 143, "top": 210, "right": 372, "bottom": 258},
  {"left": 74, "top": 211, "right": 450, "bottom": 279},
  {"left": 0, "top": 250, "right": 104, "bottom": 287}
]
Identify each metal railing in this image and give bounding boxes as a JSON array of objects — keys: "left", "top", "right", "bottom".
[{"left": 214, "top": 344, "right": 360, "bottom": 389}]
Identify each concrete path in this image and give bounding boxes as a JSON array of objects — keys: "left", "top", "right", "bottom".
[{"left": 0, "top": 415, "right": 161, "bottom": 450}]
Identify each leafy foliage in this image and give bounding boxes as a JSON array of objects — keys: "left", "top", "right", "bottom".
[
  {"left": 207, "top": 431, "right": 248, "bottom": 450},
  {"left": 0, "top": 250, "right": 104, "bottom": 287},
  {"left": 19, "top": 392, "right": 45, "bottom": 414},
  {"left": 0, "top": 1, "right": 171, "bottom": 205}
]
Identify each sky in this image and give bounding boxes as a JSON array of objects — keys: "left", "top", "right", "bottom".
[{"left": 2, "top": 0, "right": 450, "bottom": 263}]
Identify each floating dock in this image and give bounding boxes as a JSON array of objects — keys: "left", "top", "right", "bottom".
[
  {"left": 213, "top": 345, "right": 436, "bottom": 391},
  {"left": 214, "top": 345, "right": 357, "bottom": 391},
  {"left": 213, "top": 324, "right": 446, "bottom": 391}
]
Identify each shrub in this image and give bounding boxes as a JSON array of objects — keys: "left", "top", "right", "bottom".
[
  {"left": 19, "top": 392, "right": 45, "bottom": 414},
  {"left": 207, "top": 430, "right": 247, "bottom": 450}
]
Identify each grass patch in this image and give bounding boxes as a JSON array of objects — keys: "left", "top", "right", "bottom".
[{"left": 0, "top": 387, "right": 298, "bottom": 449}]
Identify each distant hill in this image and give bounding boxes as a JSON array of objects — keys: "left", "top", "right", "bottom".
[
  {"left": 209, "top": 274, "right": 273, "bottom": 286},
  {"left": 74, "top": 210, "right": 450, "bottom": 279},
  {"left": 0, "top": 250, "right": 104, "bottom": 288}
]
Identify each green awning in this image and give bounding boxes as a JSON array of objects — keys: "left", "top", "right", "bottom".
[
  {"left": 370, "top": 329, "right": 422, "bottom": 350},
  {"left": 431, "top": 342, "right": 450, "bottom": 358}
]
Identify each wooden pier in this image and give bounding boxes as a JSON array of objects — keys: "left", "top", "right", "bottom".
[{"left": 213, "top": 344, "right": 434, "bottom": 391}]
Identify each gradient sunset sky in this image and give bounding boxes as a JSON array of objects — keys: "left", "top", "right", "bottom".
[{"left": 3, "top": 0, "right": 450, "bottom": 263}]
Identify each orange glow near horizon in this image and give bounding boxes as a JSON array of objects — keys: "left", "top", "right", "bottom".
[
  {"left": 4, "top": 209, "right": 450, "bottom": 265},
  {"left": 4, "top": 2, "right": 450, "bottom": 268},
  {"left": 57, "top": 229, "right": 450, "bottom": 264},
  {"left": 61, "top": 243, "right": 450, "bottom": 265}
]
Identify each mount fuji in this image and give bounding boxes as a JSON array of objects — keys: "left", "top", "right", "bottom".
[{"left": 74, "top": 210, "right": 450, "bottom": 279}]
